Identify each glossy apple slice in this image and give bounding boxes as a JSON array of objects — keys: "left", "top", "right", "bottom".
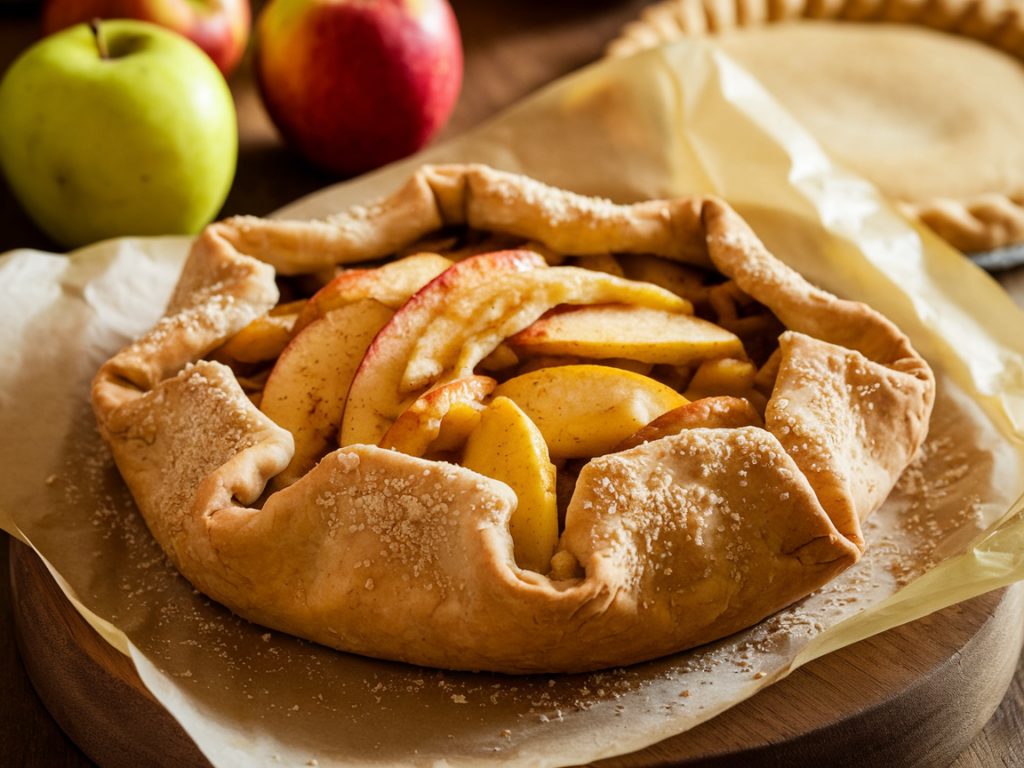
[
  {"left": 615, "top": 396, "right": 764, "bottom": 452},
  {"left": 293, "top": 252, "right": 452, "bottom": 334},
  {"left": 619, "top": 252, "right": 711, "bottom": 306},
  {"left": 462, "top": 396, "right": 559, "bottom": 574},
  {"left": 403, "top": 269, "right": 694, "bottom": 393},
  {"left": 379, "top": 375, "right": 497, "bottom": 458},
  {"left": 684, "top": 357, "right": 758, "bottom": 400},
  {"left": 340, "top": 253, "right": 690, "bottom": 447},
  {"left": 215, "top": 299, "right": 307, "bottom": 364},
  {"left": 427, "top": 401, "right": 485, "bottom": 454},
  {"left": 506, "top": 303, "right": 744, "bottom": 366},
  {"left": 491, "top": 364, "right": 689, "bottom": 459},
  {"left": 260, "top": 297, "right": 395, "bottom": 489},
  {"left": 340, "top": 249, "right": 548, "bottom": 446}
]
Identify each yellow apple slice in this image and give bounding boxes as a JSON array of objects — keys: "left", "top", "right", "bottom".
[
  {"left": 569, "top": 253, "right": 624, "bottom": 277},
  {"left": 684, "top": 357, "right": 757, "bottom": 400},
  {"left": 260, "top": 297, "right": 395, "bottom": 489},
  {"left": 619, "top": 252, "right": 711, "bottom": 306},
  {"left": 462, "top": 396, "right": 558, "bottom": 574},
  {"left": 491, "top": 364, "right": 689, "bottom": 459},
  {"left": 427, "top": 401, "right": 485, "bottom": 454},
  {"left": 379, "top": 375, "right": 497, "bottom": 458},
  {"left": 341, "top": 249, "right": 548, "bottom": 446},
  {"left": 506, "top": 303, "right": 744, "bottom": 366},
  {"left": 293, "top": 252, "right": 452, "bottom": 333},
  {"left": 215, "top": 299, "right": 306, "bottom": 364},
  {"left": 615, "top": 396, "right": 764, "bottom": 452},
  {"left": 340, "top": 253, "right": 690, "bottom": 447}
]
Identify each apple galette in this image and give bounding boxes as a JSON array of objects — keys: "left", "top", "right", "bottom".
[{"left": 91, "top": 164, "right": 935, "bottom": 674}]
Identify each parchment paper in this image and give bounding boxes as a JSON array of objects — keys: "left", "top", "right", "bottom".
[{"left": 3, "top": 39, "right": 1024, "bottom": 768}]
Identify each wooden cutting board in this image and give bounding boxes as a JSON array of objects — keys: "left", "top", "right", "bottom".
[{"left": 11, "top": 536, "right": 1024, "bottom": 768}]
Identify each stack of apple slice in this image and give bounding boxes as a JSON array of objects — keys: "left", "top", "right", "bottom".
[{"left": 216, "top": 243, "right": 777, "bottom": 575}]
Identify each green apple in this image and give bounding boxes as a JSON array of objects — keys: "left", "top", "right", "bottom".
[{"left": 0, "top": 20, "right": 237, "bottom": 250}]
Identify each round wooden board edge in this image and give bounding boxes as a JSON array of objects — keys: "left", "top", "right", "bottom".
[{"left": 10, "top": 537, "right": 1024, "bottom": 768}]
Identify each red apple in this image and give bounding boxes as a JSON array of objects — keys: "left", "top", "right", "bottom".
[
  {"left": 41, "top": 0, "right": 251, "bottom": 78},
  {"left": 255, "top": 0, "right": 463, "bottom": 177}
]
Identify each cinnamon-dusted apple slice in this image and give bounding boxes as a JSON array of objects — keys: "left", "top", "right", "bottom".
[
  {"left": 293, "top": 252, "right": 453, "bottom": 333},
  {"left": 427, "top": 401, "right": 486, "bottom": 455},
  {"left": 260, "top": 297, "right": 395, "bottom": 489},
  {"left": 506, "top": 303, "right": 744, "bottom": 366},
  {"left": 214, "top": 299, "right": 307, "bottom": 364},
  {"left": 341, "top": 249, "right": 548, "bottom": 446},
  {"left": 379, "top": 375, "right": 497, "bottom": 458},
  {"left": 491, "top": 364, "right": 689, "bottom": 459},
  {"left": 341, "top": 256, "right": 691, "bottom": 447},
  {"left": 462, "top": 396, "right": 559, "bottom": 574},
  {"left": 615, "top": 396, "right": 764, "bottom": 452}
]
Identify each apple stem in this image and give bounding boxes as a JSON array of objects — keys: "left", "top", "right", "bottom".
[{"left": 90, "top": 18, "right": 110, "bottom": 60}]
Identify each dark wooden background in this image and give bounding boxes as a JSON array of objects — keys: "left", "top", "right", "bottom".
[{"left": 3, "top": 0, "right": 1024, "bottom": 765}]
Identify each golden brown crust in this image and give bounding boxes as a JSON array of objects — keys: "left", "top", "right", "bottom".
[
  {"left": 90, "top": 164, "right": 934, "bottom": 673},
  {"left": 218, "top": 164, "right": 716, "bottom": 273},
  {"left": 608, "top": 0, "right": 1024, "bottom": 253}
]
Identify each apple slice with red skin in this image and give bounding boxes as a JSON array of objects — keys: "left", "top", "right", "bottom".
[
  {"left": 615, "top": 396, "right": 764, "bottom": 452},
  {"left": 506, "top": 303, "right": 744, "bottom": 366},
  {"left": 341, "top": 253, "right": 692, "bottom": 447},
  {"left": 293, "top": 252, "right": 452, "bottom": 334},
  {"left": 341, "top": 249, "right": 548, "bottom": 446},
  {"left": 379, "top": 375, "right": 497, "bottom": 458},
  {"left": 260, "top": 297, "right": 395, "bottom": 490},
  {"left": 401, "top": 271, "right": 693, "bottom": 394}
]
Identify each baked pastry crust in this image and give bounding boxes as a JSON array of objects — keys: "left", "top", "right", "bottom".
[
  {"left": 608, "top": 0, "right": 1024, "bottom": 254},
  {"left": 91, "top": 164, "right": 935, "bottom": 674}
]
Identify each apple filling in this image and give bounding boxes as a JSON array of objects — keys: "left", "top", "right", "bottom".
[{"left": 208, "top": 236, "right": 785, "bottom": 577}]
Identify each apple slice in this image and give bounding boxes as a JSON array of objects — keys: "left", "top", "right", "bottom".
[
  {"left": 293, "top": 252, "right": 453, "bottom": 333},
  {"left": 215, "top": 298, "right": 307, "bottom": 364},
  {"left": 462, "top": 396, "right": 559, "bottom": 574},
  {"left": 403, "top": 269, "right": 694, "bottom": 393},
  {"left": 379, "top": 375, "right": 497, "bottom": 458},
  {"left": 426, "top": 402, "right": 484, "bottom": 454},
  {"left": 260, "top": 297, "right": 395, "bottom": 489},
  {"left": 684, "top": 357, "right": 757, "bottom": 400},
  {"left": 341, "top": 249, "right": 548, "bottom": 446},
  {"left": 491, "top": 364, "right": 689, "bottom": 459},
  {"left": 506, "top": 304, "right": 744, "bottom": 366},
  {"left": 340, "top": 253, "right": 691, "bottom": 447},
  {"left": 569, "top": 253, "right": 624, "bottom": 277},
  {"left": 619, "top": 252, "right": 711, "bottom": 307},
  {"left": 615, "top": 396, "right": 764, "bottom": 452}
]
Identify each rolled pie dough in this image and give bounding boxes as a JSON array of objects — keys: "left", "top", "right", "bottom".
[{"left": 609, "top": 0, "right": 1024, "bottom": 253}]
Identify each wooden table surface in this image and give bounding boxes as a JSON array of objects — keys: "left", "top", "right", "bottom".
[{"left": 3, "top": 1, "right": 1024, "bottom": 765}]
